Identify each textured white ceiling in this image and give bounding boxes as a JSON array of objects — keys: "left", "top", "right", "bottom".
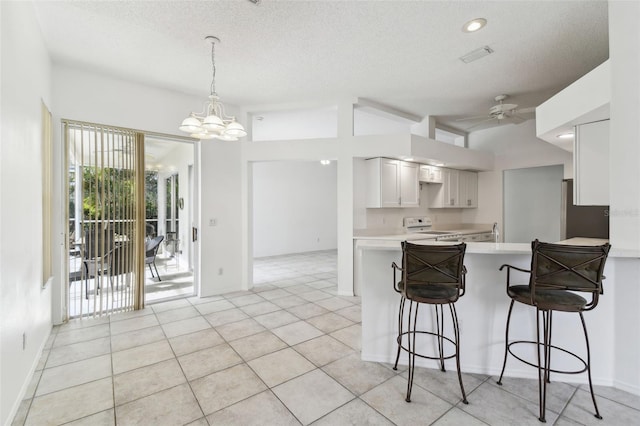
[{"left": 33, "top": 0, "right": 609, "bottom": 132}]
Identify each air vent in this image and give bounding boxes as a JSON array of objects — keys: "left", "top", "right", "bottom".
[{"left": 459, "top": 46, "right": 494, "bottom": 63}]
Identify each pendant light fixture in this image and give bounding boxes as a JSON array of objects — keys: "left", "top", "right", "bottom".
[{"left": 179, "top": 36, "right": 247, "bottom": 140}]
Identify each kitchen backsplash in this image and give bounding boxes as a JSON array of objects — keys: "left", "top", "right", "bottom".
[{"left": 358, "top": 185, "right": 464, "bottom": 230}]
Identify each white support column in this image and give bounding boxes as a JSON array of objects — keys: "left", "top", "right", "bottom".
[{"left": 337, "top": 100, "right": 355, "bottom": 296}]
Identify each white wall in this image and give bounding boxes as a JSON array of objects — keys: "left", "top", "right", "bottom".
[
  {"left": 52, "top": 65, "right": 244, "bottom": 308},
  {"left": 252, "top": 161, "right": 337, "bottom": 257},
  {"left": 251, "top": 106, "right": 337, "bottom": 141},
  {"left": 0, "top": 2, "right": 53, "bottom": 425}
]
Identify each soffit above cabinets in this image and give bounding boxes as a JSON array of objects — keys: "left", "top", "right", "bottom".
[{"left": 536, "top": 60, "right": 610, "bottom": 152}]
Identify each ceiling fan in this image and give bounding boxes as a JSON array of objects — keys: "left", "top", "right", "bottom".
[{"left": 457, "top": 94, "right": 535, "bottom": 129}]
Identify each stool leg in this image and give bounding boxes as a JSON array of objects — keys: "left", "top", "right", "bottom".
[
  {"left": 580, "top": 312, "right": 602, "bottom": 420},
  {"left": 450, "top": 303, "right": 468, "bottom": 404},
  {"left": 536, "top": 308, "right": 551, "bottom": 423},
  {"left": 435, "top": 304, "right": 446, "bottom": 372},
  {"left": 546, "top": 311, "right": 553, "bottom": 384},
  {"left": 406, "top": 300, "right": 419, "bottom": 403},
  {"left": 497, "top": 299, "right": 515, "bottom": 385},
  {"left": 393, "top": 296, "right": 405, "bottom": 370}
]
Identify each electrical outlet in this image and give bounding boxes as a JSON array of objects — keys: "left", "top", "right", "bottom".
[
  {"left": 22, "top": 332, "right": 26, "bottom": 350},
  {"left": 218, "top": 268, "right": 223, "bottom": 275},
  {"left": 209, "top": 218, "right": 217, "bottom": 226},
  {"left": 317, "top": 237, "right": 320, "bottom": 243}
]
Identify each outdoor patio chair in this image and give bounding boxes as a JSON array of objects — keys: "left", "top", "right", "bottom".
[{"left": 145, "top": 235, "right": 165, "bottom": 281}]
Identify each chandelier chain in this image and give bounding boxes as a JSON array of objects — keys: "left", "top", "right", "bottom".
[{"left": 210, "top": 40, "right": 217, "bottom": 96}]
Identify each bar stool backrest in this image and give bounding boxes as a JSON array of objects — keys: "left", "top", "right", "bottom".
[
  {"left": 401, "top": 242, "right": 467, "bottom": 299},
  {"left": 530, "top": 239, "right": 611, "bottom": 310}
]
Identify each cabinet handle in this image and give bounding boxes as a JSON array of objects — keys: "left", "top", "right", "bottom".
[{"left": 398, "top": 197, "right": 401, "bottom": 205}]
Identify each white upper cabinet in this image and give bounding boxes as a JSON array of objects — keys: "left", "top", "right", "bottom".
[
  {"left": 428, "top": 168, "right": 477, "bottom": 208},
  {"left": 366, "top": 158, "right": 419, "bottom": 208},
  {"left": 574, "top": 120, "right": 609, "bottom": 205},
  {"left": 458, "top": 171, "right": 478, "bottom": 208},
  {"left": 419, "top": 165, "right": 443, "bottom": 183}
]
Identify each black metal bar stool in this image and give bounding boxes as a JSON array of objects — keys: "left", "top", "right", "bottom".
[
  {"left": 497, "top": 239, "right": 611, "bottom": 423},
  {"left": 391, "top": 241, "right": 468, "bottom": 403}
]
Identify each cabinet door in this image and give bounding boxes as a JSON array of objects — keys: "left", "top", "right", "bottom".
[
  {"left": 380, "top": 159, "right": 401, "bottom": 207},
  {"left": 459, "top": 171, "right": 478, "bottom": 208},
  {"left": 400, "top": 162, "right": 420, "bottom": 207},
  {"left": 444, "top": 169, "right": 459, "bottom": 207}
]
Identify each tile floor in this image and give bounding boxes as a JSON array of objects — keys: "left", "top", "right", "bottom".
[{"left": 14, "top": 250, "right": 640, "bottom": 425}]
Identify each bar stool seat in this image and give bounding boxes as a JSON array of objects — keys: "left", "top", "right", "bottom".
[
  {"left": 497, "top": 239, "right": 611, "bottom": 423},
  {"left": 392, "top": 241, "right": 468, "bottom": 404}
]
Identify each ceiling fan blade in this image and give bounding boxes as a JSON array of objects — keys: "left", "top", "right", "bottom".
[
  {"left": 514, "top": 106, "right": 536, "bottom": 114},
  {"left": 504, "top": 115, "right": 526, "bottom": 124},
  {"left": 455, "top": 114, "right": 489, "bottom": 122},
  {"left": 465, "top": 117, "right": 496, "bottom": 130}
]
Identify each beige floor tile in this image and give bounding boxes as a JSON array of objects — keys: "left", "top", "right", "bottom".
[
  {"left": 311, "top": 398, "right": 394, "bottom": 425},
  {"left": 272, "top": 295, "right": 308, "bottom": 309},
  {"left": 112, "top": 340, "right": 174, "bottom": 374},
  {"left": 306, "top": 312, "right": 355, "bottom": 333},
  {"left": 253, "top": 310, "right": 300, "bottom": 329},
  {"left": 330, "top": 324, "right": 361, "bottom": 350},
  {"left": 36, "top": 354, "right": 112, "bottom": 396},
  {"left": 178, "top": 343, "right": 243, "bottom": 380},
  {"left": 110, "top": 325, "right": 165, "bottom": 352},
  {"left": 150, "top": 298, "right": 192, "bottom": 313},
  {"left": 334, "top": 305, "right": 362, "bottom": 323},
  {"left": 228, "top": 293, "right": 266, "bottom": 307},
  {"left": 229, "top": 330, "right": 288, "bottom": 361},
  {"left": 215, "top": 318, "right": 266, "bottom": 341},
  {"left": 255, "top": 288, "right": 291, "bottom": 300},
  {"left": 115, "top": 383, "right": 202, "bottom": 426},
  {"left": 272, "top": 369, "right": 355, "bottom": 425},
  {"left": 458, "top": 381, "right": 560, "bottom": 425},
  {"left": 323, "top": 353, "right": 397, "bottom": 395},
  {"left": 431, "top": 407, "right": 488, "bottom": 426},
  {"left": 113, "top": 358, "right": 186, "bottom": 405},
  {"left": 63, "top": 409, "right": 115, "bottom": 426},
  {"left": 169, "top": 328, "right": 224, "bottom": 356},
  {"left": 185, "top": 417, "right": 209, "bottom": 426},
  {"left": 26, "top": 378, "right": 113, "bottom": 425},
  {"left": 283, "top": 284, "right": 315, "bottom": 295},
  {"left": 190, "top": 364, "right": 267, "bottom": 415},
  {"left": 154, "top": 305, "right": 201, "bottom": 324},
  {"left": 298, "top": 290, "right": 333, "bottom": 302},
  {"left": 405, "top": 367, "right": 486, "bottom": 405},
  {"left": 35, "top": 349, "right": 49, "bottom": 371},
  {"left": 161, "top": 315, "right": 211, "bottom": 338},
  {"left": 204, "top": 308, "right": 249, "bottom": 327},
  {"left": 287, "top": 302, "right": 330, "bottom": 320},
  {"left": 46, "top": 337, "right": 111, "bottom": 368},
  {"left": 109, "top": 307, "right": 154, "bottom": 322},
  {"left": 562, "top": 387, "right": 640, "bottom": 425},
  {"left": 207, "top": 390, "right": 301, "bottom": 426},
  {"left": 193, "top": 299, "right": 236, "bottom": 315},
  {"left": 240, "top": 301, "right": 282, "bottom": 316},
  {"left": 187, "top": 295, "right": 224, "bottom": 305},
  {"left": 109, "top": 314, "right": 159, "bottom": 335},
  {"left": 24, "top": 370, "right": 42, "bottom": 400},
  {"left": 248, "top": 348, "right": 316, "bottom": 387},
  {"left": 360, "top": 375, "right": 452, "bottom": 425},
  {"left": 58, "top": 316, "right": 110, "bottom": 331},
  {"left": 293, "top": 335, "right": 355, "bottom": 367},
  {"left": 53, "top": 324, "right": 110, "bottom": 347},
  {"left": 489, "top": 374, "right": 575, "bottom": 414},
  {"left": 272, "top": 321, "right": 324, "bottom": 346},
  {"left": 588, "top": 383, "right": 640, "bottom": 410},
  {"left": 315, "top": 297, "right": 354, "bottom": 312}
]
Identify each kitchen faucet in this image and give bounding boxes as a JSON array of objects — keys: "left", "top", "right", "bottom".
[{"left": 492, "top": 222, "right": 500, "bottom": 243}]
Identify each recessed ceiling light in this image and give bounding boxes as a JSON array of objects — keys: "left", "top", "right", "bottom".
[
  {"left": 557, "top": 132, "right": 574, "bottom": 139},
  {"left": 463, "top": 18, "right": 487, "bottom": 33},
  {"left": 320, "top": 160, "right": 331, "bottom": 165}
]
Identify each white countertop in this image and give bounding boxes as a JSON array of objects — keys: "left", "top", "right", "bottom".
[
  {"left": 353, "top": 226, "right": 493, "bottom": 241},
  {"left": 354, "top": 236, "right": 639, "bottom": 258}
]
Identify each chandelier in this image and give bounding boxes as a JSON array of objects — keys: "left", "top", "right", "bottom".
[{"left": 179, "top": 36, "right": 247, "bottom": 140}]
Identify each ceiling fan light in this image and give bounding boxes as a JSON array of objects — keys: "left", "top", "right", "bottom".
[
  {"left": 179, "top": 117, "right": 202, "bottom": 133},
  {"left": 202, "top": 114, "right": 225, "bottom": 131},
  {"left": 191, "top": 132, "right": 217, "bottom": 140},
  {"left": 217, "top": 133, "right": 238, "bottom": 141},
  {"left": 224, "top": 121, "right": 247, "bottom": 138}
]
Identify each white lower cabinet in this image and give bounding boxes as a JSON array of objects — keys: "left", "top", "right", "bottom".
[
  {"left": 428, "top": 169, "right": 477, "bottom": 208},
  {"left": 574, "top": 120, "right": 609, "bottom": 205},
  {"left": 366, "top": 158, "right": 419, "bottom": 208}
]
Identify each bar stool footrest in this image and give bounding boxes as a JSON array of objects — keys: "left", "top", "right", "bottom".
[{"left": 507, "top": 340, "right": 588, "bottom": 375}]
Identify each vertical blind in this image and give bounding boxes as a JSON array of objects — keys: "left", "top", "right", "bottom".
[{"left": 65, "top": 121, "right": 145, "bottom": 318}]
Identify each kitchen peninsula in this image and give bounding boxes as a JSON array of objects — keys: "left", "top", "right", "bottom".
[{"left": 354, "top": 236, "right": 639, "bottom": 390}]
